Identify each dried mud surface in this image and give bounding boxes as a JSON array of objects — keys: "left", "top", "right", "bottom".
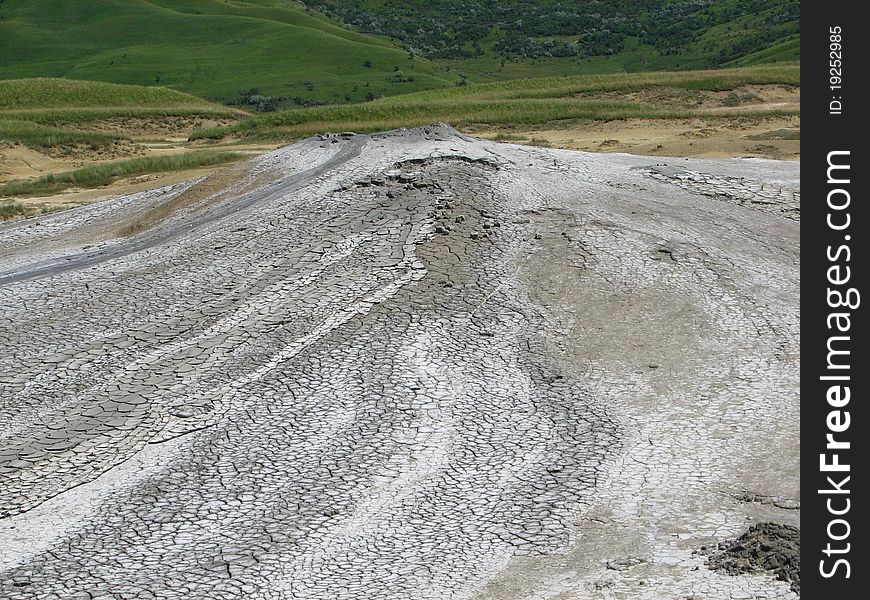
[{"left": 0, "top": 125, "right": 799, "bottom": 599}]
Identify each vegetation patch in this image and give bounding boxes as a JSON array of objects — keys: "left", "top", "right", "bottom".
[
  {"left": 721, "top": 91, "right": 763, "bottom": 107},
  {"left": 0, "top": 78, "right": 221, "bottom": 110},
  {"left": 302, "top": 0, "right": 798, "bottom": 75},
  {"left": 527, "top": 138, "right": 552, "bottom": 148},
  {"left": 0, "top": 2, "right": 451, "bottom": 103},
  {"left": 0, "top": 78, "right": 248, "bottom": 164},
  {"left": 492, "top": 132, "right": 526, "bottom": 142},
  {"left": 191, "top": 66, "right": 799, "bottom": 142},
  {"left": 0, "top": 200, "right": 30, "bottom": 219},
  {"left": 0, "top": 119, "right": 123, "bottom": 150},
  {"left": 0, "top": 152, "right": 244, "bottom": 198}
]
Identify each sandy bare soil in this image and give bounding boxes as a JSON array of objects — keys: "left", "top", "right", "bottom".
[
  {"left": 0, "top": 125, "right": 798, "bottom": 598},
  {"left": 0, "top": 114, "right": 278, "bottom": 216},
  {"left": 1, "top": 143, "right": 279, "bottom": 214},
  {"left": 0, "top": 116, "right": 241, "bottom": 184},
  {"left": 472, "top": 85, "right": 800, "bottom": 160},
  {"left": 473, "top": 115, "right": 799, "bottom": 160}
]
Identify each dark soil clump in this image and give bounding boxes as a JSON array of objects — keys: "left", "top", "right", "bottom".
[{"left": 706, "top": 522, "right": 800, "bottom": 595}]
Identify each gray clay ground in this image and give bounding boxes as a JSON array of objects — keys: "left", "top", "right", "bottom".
[{"left": 0, "top": 125, "right": 799, "bottom": 599}]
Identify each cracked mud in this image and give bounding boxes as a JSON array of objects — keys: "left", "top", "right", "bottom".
[{"left": 0, "top": 125, "right": 799, "bottom": 599}]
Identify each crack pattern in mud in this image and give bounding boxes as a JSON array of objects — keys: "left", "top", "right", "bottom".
[
  {"left": 640, "top": 164, "right": 800, "bottom": 220},
  {"left": 0, "top": 125, "right": 799, "bottom": 599}
]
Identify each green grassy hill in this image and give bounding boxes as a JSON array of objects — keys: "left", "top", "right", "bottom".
[
  {"left": 0, "top": 0, "right": 452, "bottom": 105},
  {"left": 0, "top": 77, "right": 230, "bottom": 110},
  {"left": 0, "top": 78, "right": 243, "bottom": 150},
  {"left": 727, "top": 36, "right": 800, "bottom": 67},
  {"left": 0, "top": 78, "right": 243, "bottom": 126},
  {"left": 1, "top": 1, "right": 798, "bottom": 108},
  {"left": 303, "top": 0, "right": 799, "bottom": 81}
]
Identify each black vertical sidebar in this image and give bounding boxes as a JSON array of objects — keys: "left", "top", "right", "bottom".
[{"left": 802, "top": 1, "right": 866, "bottom": 598}]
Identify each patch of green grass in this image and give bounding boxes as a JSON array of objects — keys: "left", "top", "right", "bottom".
[
  {"left": 0, "top": 200, "right": 32, "bottom": 219},
  {"left": 2, "top": 107, "right": 241, "bottom": 127},
  {"left": 383, "top": 65, "right": 799, "bottom": 101},
  {"left": 0, "top": 79, "right": 245, "bottom": 128},
  {"left": 0, "top": 1, "right": 452, "bottom": 103},
  {"left": 492, "top": 132, "right": 526, "bottom": 142},
  {"left": 0, "top": 119, "right": 122, "bottom": 149},
  {"left": 0, "top": 79, "right": 246, "bottom": 152},
  {"left": 0, "top": 78, "right": 222, "bottom": 110},
  {"left": 727, "top": 37, "right": 800, "bottom": 67},
  {"left": 0, "top": 151, "right": 245, "bottom": 198},
  {"left": 193, "top": 65, "right": 800, "bottom": 141},
  {"left": 527, "top": 138, "right": 552, "bottom": 147}
]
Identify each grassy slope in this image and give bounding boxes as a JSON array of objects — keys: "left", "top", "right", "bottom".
[
  {"left": 303, "top": 0, "right": 799, "bottom": 83},
  {"left": 0, "top": 0, "right": 452, "bottom": 103},
  {"left": 0, "top": 78, "right": 243, "bottom": 149},
  {"left": 0, "top": 0, "right": 799, "bottom": 106},
  {"left": 193, "top": 65, "right": 800, "bottom": 140},
  {"left": 0, "top": 119, "right": 123, "bottom": 149},
  {"left": 0, "top": 77, "right": 225, "bottom": 109},
  {"left": 0, "top": 79, "right": 251, "bottom": 217},
  {"left": 0, "top": 151, "right": 244, "bottom": 197},
  {"left": 727, "top": 37, "right": 800, "bottom": 67}
]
